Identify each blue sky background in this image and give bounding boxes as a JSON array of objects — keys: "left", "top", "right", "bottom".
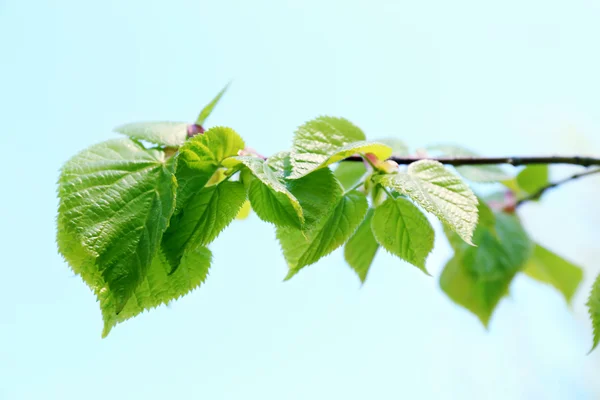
[{"left": 2, "top": 0, "right": 600, "bottom": 399}]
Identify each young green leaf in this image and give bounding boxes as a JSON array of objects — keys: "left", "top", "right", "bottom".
[
  {"left": 441, "top": 212, "right": 532, "bottom": 326},
  {"left": 375, "top": 160, "right": 479, "bottom": 245},
  {"left": 235, "top": 156, "right": 304, "bottom": 228},
  {"left": 334, "top": 161, "right": 367, "bottom": 190},
  {"left": 57, "top": 139, "right": 177, "bottom": 312},
  {"left": 516, "top": 165, "right": 549, "bottom": 195},
  {"left": 196, "top": 83, "right": 230, "bottom": 126},
  {"left": 174, "top": 126, "right": 245, "bottom": 212},
  {"left": 587, "top": 273, "right": 600, "bottom": 351},
  {"left": 278, "top": 190, "right": 368, "bottom": 279},
  {"left": 344, "top": 208, "right": 379, "bottom": 283},
  {"left": 162, "top": 181, "right": 246, "bottom": 272},
  {"left": 371, "top": 197, "right": 435, "bottom": 273},
  {"left": 523, "top": 244, "right": 583, "bottom": 303},
  {"left": 114, "top": 121, "right": 189, "bottom": 147},
  {"left": 427, "top": 145, "right": 511, "bottom": 182},
  {"left": 289, "top": 116, "right": 392, "bottom": 179}
]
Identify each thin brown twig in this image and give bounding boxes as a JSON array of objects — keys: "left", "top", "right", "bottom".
[
  {"left": 516, "top": 168, "right": 600, "bottom": 207},
  {"left": 344, "top": 155, "right": 600, "bottom": 167}
]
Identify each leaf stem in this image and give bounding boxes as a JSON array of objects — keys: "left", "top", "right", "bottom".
[{"left": 516, "top": 168, "right": 600, "bottom": 207}]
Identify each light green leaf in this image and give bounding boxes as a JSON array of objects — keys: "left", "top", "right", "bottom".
[
  {"left": 516, "top": 165, "right": 549, "bottom": 195},
  {"left": 278, "top": 190, "right": 368, "bottom": 279},
  {"left": 114, "top": 121, "right": 189, "bottom": 148},
  {"left": 196, "top": 83, "right": 230, "bottom": 126},
  {"left": 587, "top": 273, "right": 600, "bottom": 351},
  {"left": 266, "top": 151, "right": 292, "bottom": 178},
  {"left": 344, "top": 208, "right": 379, "bottom": 283},
  {"left": 58, "top": 222, "right": 211, "bottom": 337},
  {"left": 236, "top": 200, "right": 252, "bottom": 220},
  {"left": 427, "top": 145, "right": 511, "bottom": 182},
  {"left": 441, "top": 212, "right": 532, "bottom": 326},
  {"left": 235, "top": 156, "right": 303, "bottom": 228},
  {"left": 289, "top": 116, "right": 392, "bottom": 179},
  {"left": 175, "top": 126, "right": 245, "bottom": 212},
  {"left": 334, "top": 161, "right": 367, "bottom": 190},
  {"left": 523, "top": 244, "right": 583, "bottom": 303},
  {"left": 371, "top": 197, "right": 434, "bottom": 273},
  {"left": 57, "top": 139, "right": 176, "bottom": 312},
  {"left": 377, "top": 138, "right": 410, "bottom": 156},
  {"left": 375, "top": 160, "right": 479, "bottom": 245},
  {"left": 162, "top": 181, "right": 246, "bottom": 272}
]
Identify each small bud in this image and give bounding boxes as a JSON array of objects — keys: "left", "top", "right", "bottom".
[
  {"left": 381, "top": 160, "right": 399, "bottom": 173},
  {"left": 187, "top": 124, "right": 205, "bottom": 138}
]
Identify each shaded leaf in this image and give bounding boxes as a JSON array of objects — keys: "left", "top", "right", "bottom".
[
  {"left": 114, "top": 121, "right": 188, "bottom": 147},
  {"left": 523, "top": 244, "right": 583, "bottom": 303},
  {"left": 57, "top": 139, "right": 176, "bottom": 312},
  {"left": 344, "top": 208, "right": 379, "bottom": 283},
  {"left": 375, "top": 160, "right": 479, "bottom": 245},
  {"left": 290, "top": 116, "right": 391, "bottom": 179},
  {"left": 334, "top": 161, "right": 367, "bottom": 190},
  {"left": 279, "top": 190, "right": 368, "bottom": 279},
  {"left": 162, "top": 181, "right": 246, "bottom": 272},
  {"left": 371, "top": 197, "right": 434, "bottom": 273}
]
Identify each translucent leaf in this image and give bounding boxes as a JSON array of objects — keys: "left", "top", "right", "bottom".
[
  {"left": 334, "top": 161, "right": 367, "bottom": 190},
  {"left": 114, "top": 121, "right": 188, "bottom": 147},
  {"left": 174, "top": 126, "right": 245, "bottom": 212},
  {"left": 371, "top": 197, "right": 434, "bottom": 273},
  {"left": 236, "top": 200, "right": 252, "bottom": 220},
  {"left": 58, "top": 221, "right": 210, "bottom": 337},
  {"left": 278, "top": 190, "right": 368, "bottom": 279},
  {"left": 57, "top": 139, "right": 177, "bottom": 312},
  {"left": 235, "top": 156, "right": 304, "bottom": 228},
  {"left": 375, "top": 160, "right": 479, "bottom": 245},
  {"left": 523, "top": 244, "right": 583, "bottom": 303},
  {"left": 162, "top": 181, "right": 246, "bottom": 272},
  {"left": 427, "top": 145, "right": 511, "bottom": 182},
  {"left": 196, "top": 83, "right": 230, "bottom": 126},
  {"left": 440, "top": 212, "right": 532, "bottom": 326},
  {"left": 516, "top": 165, "right": 549, "bottom": 195},
  {"left": 587, "top": 273, "right": 600, "bottom": 351},
  {"left": 344, "top": 208, "right": 379, "bottom": 283},
  {"left": 289, "top": 116, "right": 392, "bottom": 179}
]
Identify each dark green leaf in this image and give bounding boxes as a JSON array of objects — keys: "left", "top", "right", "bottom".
[
  {"left": 344, "top": 208, "right": 379, "bottom": 283},
  {"left": 334, "top": 161, "right": 367, "bottom": 190},
  {"left": 371, "top": 197, "right": 434, "bottom": 273}
]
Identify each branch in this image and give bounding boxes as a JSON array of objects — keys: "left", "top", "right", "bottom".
[
  {"left": 516, "top": 168, "right": 600, "bottom": 207},
  {"left": 344, "top": 155, "right": 600, "bottom": 167}
]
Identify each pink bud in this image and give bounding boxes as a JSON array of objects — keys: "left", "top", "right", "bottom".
[{"left": 187, "top": 124, "right": 205, "bottom": 138}]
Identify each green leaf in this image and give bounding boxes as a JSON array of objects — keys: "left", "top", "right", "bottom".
[
  {"left": 235, "top": 156, "right": 304, "bottom": 228},
  {"left": 278, "top": 190, "right": 368, "bottom": 279},
  {"left": 344, "top": 208, "right": 379, "bottom": 283},
  {"left": 375, "top": 160, "right": 479, "bottom": 245},
  {"left": 377, "top": 138, "right": 410, "bottom": 156},
  {"left": 174, "top": 126, "right": 245, "bottom": 212},
  {"left": 114, "top": 121, "right": 189, "bottom": 148},
  {"left": 266, "top": 151, "right": 292, "bottom": 179},
  {"left": 523, "top": 244, "right": 583, "bottom": 303},
  {"left": 440, "top": 212, "right": 532, "bottom": 326},
  {"left": 289, "top": 116, "right": 392, "bottom": 179},
  {"left": 371, "top": 197, "right": 435, "bottom": 273},
  {"left": 427, "top": 145, "right": 511, "bottom": 182},
  {"left": 334, "top": 161, "right": 367, "bottom": 190},
  {"left": 162, "top": 181, "right": 246, "bottom": 272},
  {"left": 196, "top": 83, "right": 230, "bottom": 126},
  {"left": 236, "top": 200, "right": 252, "bottom": 220},
  {"left": 516, "top": 165, "right": 549, "bottom": 195},
  {"left": 58, "top": 222, "right": 211, "bottom": 337},
  {"left": 587, "top": 273, "right": 600, "bottom": 351},
  {"left": 57, "top": 139, "right": 177, "bottom": 312}
]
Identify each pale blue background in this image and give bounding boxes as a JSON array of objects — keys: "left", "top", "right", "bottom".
[{"left": 2, "top": 0, "right": 600, "bottom": 399}]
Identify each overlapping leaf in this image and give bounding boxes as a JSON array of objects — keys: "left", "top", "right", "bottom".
[
  {"left": 162, "top": 181, "right": 246, "bottom": 272},
  {"left": 375, "top": 160, "right": 479, "bottom": 245},
  {"left": 57, "top": 138, "right": 177, "bottom": 312},
  {"left": 371, "top": 197, "right": 435, "bottom": 273},
  {"left": 174, "top": 126, "right": 245, "bottom": 212},
  {"left": 289, "top": 116, "right": 392, "bottom": 179},
  {"left": 523, "top": 244, "right": 583, "bottom": 303},
  {"left": 344, "top": 208, "right": 379, "bottom": 283}
]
